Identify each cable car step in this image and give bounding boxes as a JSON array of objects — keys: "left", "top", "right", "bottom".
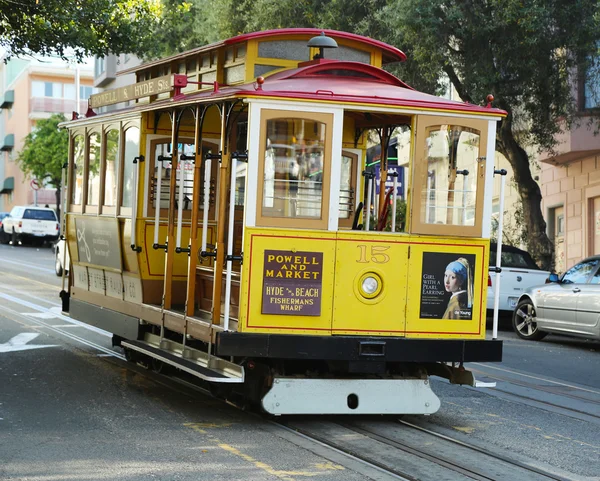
[{"left": 121, "top": 333, "right": 244, "bottom": 383}]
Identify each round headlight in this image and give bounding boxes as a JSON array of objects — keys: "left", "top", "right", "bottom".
[{"left": 361, "top": 276, "right": 379, "bottom": 295}]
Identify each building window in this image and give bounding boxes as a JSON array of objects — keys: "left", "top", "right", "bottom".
[{"left": 95, "top": 57, "right": 106, "bottom": 77}]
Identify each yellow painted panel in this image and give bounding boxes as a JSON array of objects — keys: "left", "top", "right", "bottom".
[
  {"left": 333, "top": 231, "right": 409, "bottom": 336},
  {"left": 239, "top": 228, "right": 337, "bottom": 334},
  {"left": 404, "top": 236, "right": 489, "bottom": 339}
]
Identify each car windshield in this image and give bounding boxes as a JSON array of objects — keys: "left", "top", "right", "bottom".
[
  {"left": 23, "top": 209, "right": 57, "bottom": 221},
  {"left": 490, "top": 246, "right": 539, "bottom": 269}
]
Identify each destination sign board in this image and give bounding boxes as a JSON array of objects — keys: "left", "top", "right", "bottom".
[
  {"left": 261, "top": 250, "right": 323, "bottom": 316},
  {"left": 89, "top": 75, "right": 175, "bottom": 108}
]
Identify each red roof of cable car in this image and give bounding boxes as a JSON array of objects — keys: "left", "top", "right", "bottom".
[{"left": 181, "top": 60, "right": 506, "bottom": 117}]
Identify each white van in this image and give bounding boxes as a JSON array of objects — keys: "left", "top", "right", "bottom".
[{"left": 2, "top": 206, "right": 59, "bottom": 246}]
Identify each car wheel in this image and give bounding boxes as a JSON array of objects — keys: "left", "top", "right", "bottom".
[
  {"left": 55, "top": 250, "right": 63, "bottom": 276},
  {"left": 11, "top": 229, "right": 18, "bottom": 246},
  {"left": 513, "top": 299, "right": 547, "bottom": 341}
]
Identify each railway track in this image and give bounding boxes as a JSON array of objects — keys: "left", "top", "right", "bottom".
[{"left": 278, "top": 417, "right": 575, "bottom": 481}]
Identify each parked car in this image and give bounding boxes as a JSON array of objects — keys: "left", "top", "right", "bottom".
[
  {"left": 2, "top": 206, "right": 59, "bottom": 246},
  {"left": 0, "top": 212, "right": 9, "bottom": 244},
  {"left": 487, "top": 243, "right": 550, "bottom": 315},
  {"left": 54, "top": 238, "right": 70, "bottom": 276},
  {"left": 513, "top": 255, "right": 600, "bottom": 341}
]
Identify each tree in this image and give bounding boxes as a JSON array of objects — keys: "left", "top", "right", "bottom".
[
  {"left": 0, "top": 0, "right": 166, "bottom": 61},
  {"left": 17, "top": 114, "right": 68, "bottom": 222},
  {"left": 377, "top": 0, "right": 600, "bottom": 269}
]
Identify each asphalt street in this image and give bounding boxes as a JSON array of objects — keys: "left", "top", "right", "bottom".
[{"left": 0, "top": 243, "right": 599, "bottom": 481}]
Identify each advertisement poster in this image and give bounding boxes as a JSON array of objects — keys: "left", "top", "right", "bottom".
[
  {"left": 262, "top": 250, "right": 323, "bottom": 316},
  {"left": 420, "top": 252, "right": 476, "bottom": 320},
  {"left": 75, "top": 217, "right": 122, "bottom": 271}
]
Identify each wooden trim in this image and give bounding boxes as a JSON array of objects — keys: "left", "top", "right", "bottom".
[
  {"left": 164, "top": 115, "right": 179, "bottom": 309},
  {"left": 338, "top": 150, "right": 359, "bottom": 228},
  {"left": 255, "top": 109, "right": 334, "bottom": 230},
  {"left": 410, "top": 115, "right": 488, "bottom": 238}
]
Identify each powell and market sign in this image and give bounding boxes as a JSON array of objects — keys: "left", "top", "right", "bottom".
[{"left": 89, "top": 74, "right": 183, "bottom": 109}]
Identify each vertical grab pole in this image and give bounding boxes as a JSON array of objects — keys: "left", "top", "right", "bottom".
[
  {"left": 492, "top": 169, "right": 507, "bottom": 340},
  {"left": 426, "top": 171, "right": 432, "bottom": 223},
  {"left": 365, "top": 174, "right": 373, "bottom": 231},
  {"left": 461, "top": 171, "right": 469, "bottom": 226},
  {"left": 201, "top": 158, "right": 212, "bottom": 254},
  {"left": 391, "top": 171, "right": 398, "bottom": 232},
  {"left": 224, "top": 157, "right": 237, "bottom": 331},
  {"left": 185, "top": 106, "right": 205, "bottom": 318},
  {"left": 176, "top": 157, "right": 186, "bottom": 250},
  {"left": 60, "top": 162, "right": 68, "bottom": 293},
  {"left": 130, "top": 156, "right": 142, "bottom": 252},
  {"left": 153, "top": 160, "right": 163, "bottom": 247}
]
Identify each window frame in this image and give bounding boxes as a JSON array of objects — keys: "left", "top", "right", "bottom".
[
  {"left": 84, "top": 127, "right": 103, "bottom": 214},
  {"left": 255, "top": 109, "right": 334, "bottom": 230},
  {"left": 338, "top": 150, "right": 359, "bottom": 229},
  {"left": 410, "top": 115, "right": 488, "bottom": 238},
  {"left": 118, "top": 122, "right": 140, "bottom": 217},
  {"left": 101, "top": 124, "right": 121, "bottom": 215},
  {"left": 69, "top": 130, "right": 85, "bottom": 214}
]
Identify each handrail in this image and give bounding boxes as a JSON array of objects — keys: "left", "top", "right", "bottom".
[
  {"left": 176, "top": 157, "right": 186, "bottom": 250},
  {"left": 153, "top": 160, "right": 163, "bottom": 248},
  {"left": 201, "top": 157, "right": 212, "bottom": 256},
  {"left": 223, "top": 157, "right": 237, "bottom": 331},
  {"left": 130, "top": 155, "right": 144, "bottom": 252}
]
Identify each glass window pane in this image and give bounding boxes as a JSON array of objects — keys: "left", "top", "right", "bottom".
[
  {"left": 152, "top": 142, "right": 195, "bottom": 210},
  {"left": 121, "top": 127, "right": 139, "bottom": 208},
  {"left": 32, "top": 81, "right": 44, "bottom": 97},
  {"left": 561, "top": 260, "right": 599, "bottom": 284},
  {"left": 52, "top": 82, "right": 62, "bottom": 98},
  {"left": 338, "top": 154, "right": 353, "bottom": 219},
  {"left": 104, "top": 129, "right": 120, "bottom": 206},
  {"left": 262, "top": 118, "right": 326, "bottom": 219},
  {"left": 87, "top": 133, "right": 101, "bottom": 205},
  {"left": 71, "top": 135, "right": 84, "bottom": 205},
  {"left": 421, "top": 125, "right": 480, "bottom": 226}
]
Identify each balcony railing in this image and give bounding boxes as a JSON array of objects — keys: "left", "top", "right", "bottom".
[{"left": 30, "top": 97, "right": 89, "bottom": 115}]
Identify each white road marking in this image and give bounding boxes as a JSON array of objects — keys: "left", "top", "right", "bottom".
[
  {"left": 0, "top": 333, "right": 57, "bottom": 353},
  {"left": 0, "top": 292, "right": 111, "bottom": 338},
  {"left": 23, "top": 312, "right": 56, "bottom": 319},
  {"left": 0, "top": 304, "right": 125, "bottom": 360}
]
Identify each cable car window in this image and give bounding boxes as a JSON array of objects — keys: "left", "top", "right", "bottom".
[
  {"left": 103, "top": 129, "right": 120, "bottom": 207},
  {"left": 121, "top": 127, "right": 139, "bottom": 209},
  {"left": 262, "top": 118, "right": 326, "bottom": 220},
  {"left": 151, "top": 141, "right": 194, "bottom": 210},
  {"left": 421, "top": 125, "right": 479, "bottom": 226},
  {"left": 71, "top": 135, "right": 84, "bottom": 205},
  {"left": 87, "top": 132, "right": 101, "bottom": 206}
]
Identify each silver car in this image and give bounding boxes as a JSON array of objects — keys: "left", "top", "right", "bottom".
[{"left": 513, "top": 256, "right": 600, "bottom": 341}]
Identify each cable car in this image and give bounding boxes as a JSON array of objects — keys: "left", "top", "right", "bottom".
[{"left": 59, "top": 28, "right": 504, "bottom": 415}]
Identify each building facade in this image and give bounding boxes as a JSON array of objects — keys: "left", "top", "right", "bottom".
[{"left": 0, "top": 57, "right": 94, "bottom": 212}]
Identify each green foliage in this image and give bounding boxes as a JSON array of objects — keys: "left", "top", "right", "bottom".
[
  {"left": 17, "top": 114, "right": 68, "bottom": 189},
  {"left": 0, "top": 0, "right": 164, "bottom": 60},
  {"left": 379, "top": 0, "right": 600, "bottom": 152}
]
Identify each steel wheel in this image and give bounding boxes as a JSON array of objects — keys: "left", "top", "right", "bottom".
[{"left": 513, "top": 299, "right": 547, "bottom": 341}]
